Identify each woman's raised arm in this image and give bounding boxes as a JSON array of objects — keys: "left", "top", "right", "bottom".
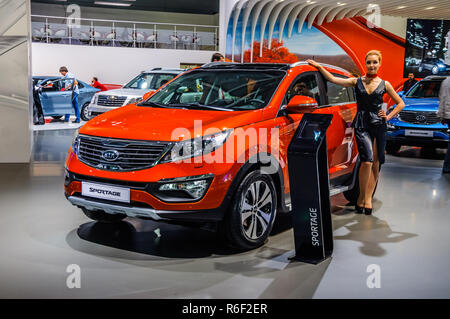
[{"left": 306, "top": 59, "right": 357, "bottom": 87}]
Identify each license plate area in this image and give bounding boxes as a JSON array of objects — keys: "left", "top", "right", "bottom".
[
  {"left": 405, "top": 130, "right": 433, "bottom": 137},
  {"left": 81, "top": 182, "right": 130, "bottom": 203}
]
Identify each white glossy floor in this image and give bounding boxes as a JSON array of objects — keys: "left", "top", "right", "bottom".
[{"left": 0, "top": 130, "right": 448, "bottom": 298}]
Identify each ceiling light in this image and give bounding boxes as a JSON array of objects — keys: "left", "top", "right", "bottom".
[
  {"left": 337, "top": 2, "right": 346, "bottom": 5},
  {"left": 397, "top": 6, "right": 407, "bottom": 9},
  {"left": 425, "top": 7, "right": 436, "bottom": 10},
  {"left": 94, "top": 1, "right": 132, "bottom": 6}
]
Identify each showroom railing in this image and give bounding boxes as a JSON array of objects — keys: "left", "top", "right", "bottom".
[{"left": 31, "top": 15, "right": 219, "bottom": 51}]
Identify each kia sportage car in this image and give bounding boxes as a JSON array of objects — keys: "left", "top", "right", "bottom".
[
  {"left": 386, "top": 75, "right": 449, "bottom": 154},
  {"left": 64, "top": 62, "right": 361, "bottom": 250}
]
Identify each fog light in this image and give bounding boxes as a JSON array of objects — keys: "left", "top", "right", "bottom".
[
  {"left": 159, "top": 180, "right": 209, "bottom": 199},
  {"left": 155, "top": 174, "right": 214, "bottom": 202},
  {"left": 64, "top": 170, "right": 71, "bottom": 187}
]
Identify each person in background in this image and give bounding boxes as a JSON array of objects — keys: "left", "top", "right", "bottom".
[
  {"left": 211, "top": 52, "right": 225, "bottom": 62},
  {"left": 32, "top": 84, "right": 44, "bottom": 125},
  {"left": 437, "top": 76, "right": 450, "bottom": 174},
  {"left": 402, "top": 73, "right": 418, "bottom": 93},
  {"left": 91, "top": 77, "right": 107, "bottom": 91},
  {"left": 59, "top": 66, "right": 80, "bottom": 123}
]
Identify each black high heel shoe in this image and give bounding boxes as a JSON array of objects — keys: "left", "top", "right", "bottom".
[
  {"left": 355, "top": 204, "right": 365, "bottom": 214},
  {"left": 364, "top": 207, "right": 373, "bottom": 215}
]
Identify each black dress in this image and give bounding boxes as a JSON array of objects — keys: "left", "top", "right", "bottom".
[{"left": 352, "top": 77, "right": 387, "bottom": 165}]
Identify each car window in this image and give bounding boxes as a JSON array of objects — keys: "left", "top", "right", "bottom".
[
  {"left": 406, "top": 80, "right": 442, "bottom": 98},
  {"left": 326, "top": 81, "right": 350, "bottom": 104},
  {"left": 77, "top": 81, "right": 84, "bottom": 89},
  {"left": 146, "top": 69, "right": 285, "bottom": 111},
  {"left": 40, "top": 79, "right": 60, "bottom": 91},
  {"left": 347, "top": 87, "right": 355, "bottom": 102},
  {"left": 153, "top": 74, "right": 176, "bottom": 89},
  {"left": 286, "top": 73, "right": 321, "bottom": 104},
  {"left": 124, "top": 73, "right": 155, "bottom": 89}
]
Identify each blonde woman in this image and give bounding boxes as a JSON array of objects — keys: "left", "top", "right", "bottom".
[{"left": 307, "top": 50, "right": 405, "bottom": 215}]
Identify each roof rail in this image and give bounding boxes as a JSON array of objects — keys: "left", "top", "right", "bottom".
[{"left": 290, "top": 60, "right": 350, "bottom": 74}]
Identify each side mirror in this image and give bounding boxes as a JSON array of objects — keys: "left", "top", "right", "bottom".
[
  {"left": 286, "top": 95, "right": 318, "bottom": 113},
  {"left": 142, "top": 90, "right": 156, "bottom": 101}
]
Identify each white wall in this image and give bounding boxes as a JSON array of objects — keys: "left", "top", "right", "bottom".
[
  {"left": 31, "top": 2, "right": 219, "bottom": 26},
  {"left": 380, "top": 15, "right": 407, "bottom": 39},
  {"left": 0, "top": 0, "right": 32, "bottom": 163},
  {"left": 32, "top": 43, "right": 215, "bottom": 84}
]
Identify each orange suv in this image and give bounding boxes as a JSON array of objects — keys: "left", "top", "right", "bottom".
[{"left": 64, "top": 62, "right": 359, "bottom": 250}]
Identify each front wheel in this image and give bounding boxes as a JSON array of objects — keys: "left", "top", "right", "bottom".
[
  {"left": 80, "top": 102, "right": 91, "bottom": 121},
  {"left": 82, "top": 208, "right": 126, "bottom": 223},
  {"left": 219, "top": 170, "right": 277, "bottom": 251}
]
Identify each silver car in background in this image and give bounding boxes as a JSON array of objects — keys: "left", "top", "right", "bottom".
[{"left": 87, "top": 68, "right": 184, "bottom": 119}]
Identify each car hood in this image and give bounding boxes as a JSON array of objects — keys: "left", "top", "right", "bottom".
[
  {"left": 80, "top": 104, "right": 262, "bottom": 141},
  {"left": 401, "top": 97, "right": 439, "bottom": 112},
  {"left": 96, "top": 88, "right": 148, "bottom": 97}
]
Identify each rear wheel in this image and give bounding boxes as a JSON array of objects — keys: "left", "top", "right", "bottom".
[
  {"left": 82, "top": 208, "right": 126, "bottom": 223},
  {"left": 219, "top": 170, "right": 277, "bottom": 251},
  {"left": 80, "top": 102, "right": 91, "bottom": 121}
]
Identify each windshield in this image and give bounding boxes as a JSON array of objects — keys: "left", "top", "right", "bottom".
[
  {"left": 124, "top": 73, "right": 177, "bottom": 90},
  {"left": 142, "top": 69, "right": 285, "bottom": 111},
  {"left": 406, "top": 80, "right": 442, "bottom": 98}
]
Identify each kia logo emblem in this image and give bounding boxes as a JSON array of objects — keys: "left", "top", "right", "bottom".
[
  {"left": 416, "top": 114, "right": 426, "bottom": 122},
  {"left": 101, "top": 150, "right": 119, "bottom": 161}
]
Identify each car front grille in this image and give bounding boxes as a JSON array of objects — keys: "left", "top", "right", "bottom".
[
  {"left": 399, "top": 111, "right": 440, "bottom": 124},
  {"left": 97, "top": 95, "right": 127, "bottom": 107},
  {"left": 77, "top": 135, "right": 171, "bottom": 171}
]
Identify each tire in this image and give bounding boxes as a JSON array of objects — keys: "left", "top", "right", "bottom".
[
  {"left": 80, "top": 102, "right": 91, "bottom": 121},
  {"left": 432, "top": 66, "right": 439, "bottom": 75},
  {"left": 82, "top": 208, "right": 126, "bottom": 223},
  {"left": 51, "top": 116, "right": 63, "bottom": 120},
  {"left": 386, "top": 142, "right": 401, "bottom": 155},
  {"left": 219, "top": 170, "right": 277, "bottom": 251}
]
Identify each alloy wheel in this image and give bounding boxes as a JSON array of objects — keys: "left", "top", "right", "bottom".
[{"left": 240, "top": 180, "right": 274, "bottom": 240}]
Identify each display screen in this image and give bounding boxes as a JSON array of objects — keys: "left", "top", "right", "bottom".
[{"left": 404, "top": 19, "right": 450, "bottom": 77}]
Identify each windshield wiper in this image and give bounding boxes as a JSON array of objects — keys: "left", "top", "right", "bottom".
[
  {"left": 168, "top": 102, "right": 233, "bottom": 111},
  {"left": 139, "top": 101, "right": 170, "bottom": 108}
]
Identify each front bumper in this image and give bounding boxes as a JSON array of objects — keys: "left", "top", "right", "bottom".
[
  {"left": 66, "top": 194, "right": 225, "bottom": 222},
  {"left": 386, "top": 127, "right": 449, "bottom": 148},
  {"left": 64, "top": 148, "right": 240, "bottom": 222}
]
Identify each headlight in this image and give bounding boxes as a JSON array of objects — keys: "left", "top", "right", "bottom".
[
  {"left": 91, "top": 95, "right": 98, "bottom": 104},
  {"left": 155, "top": 174, "right": 214, "bottom": 201},
  {"left": 127, "top": 97, "right": 142, "bottom": 105},
  {"left": 161, "top": 130, "right": 232, "bottom": 163},
  {"left": 71, "top": 129, "right": 80, "bottom": 155}
]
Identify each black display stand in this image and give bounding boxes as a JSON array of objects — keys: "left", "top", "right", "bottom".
[{"left": 287, "top": 113, "right": 333, "bottom": 264}]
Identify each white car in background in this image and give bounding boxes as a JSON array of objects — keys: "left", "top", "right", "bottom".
[{"left": 86, "top": 68, "right": 184, "bottom": 120}]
